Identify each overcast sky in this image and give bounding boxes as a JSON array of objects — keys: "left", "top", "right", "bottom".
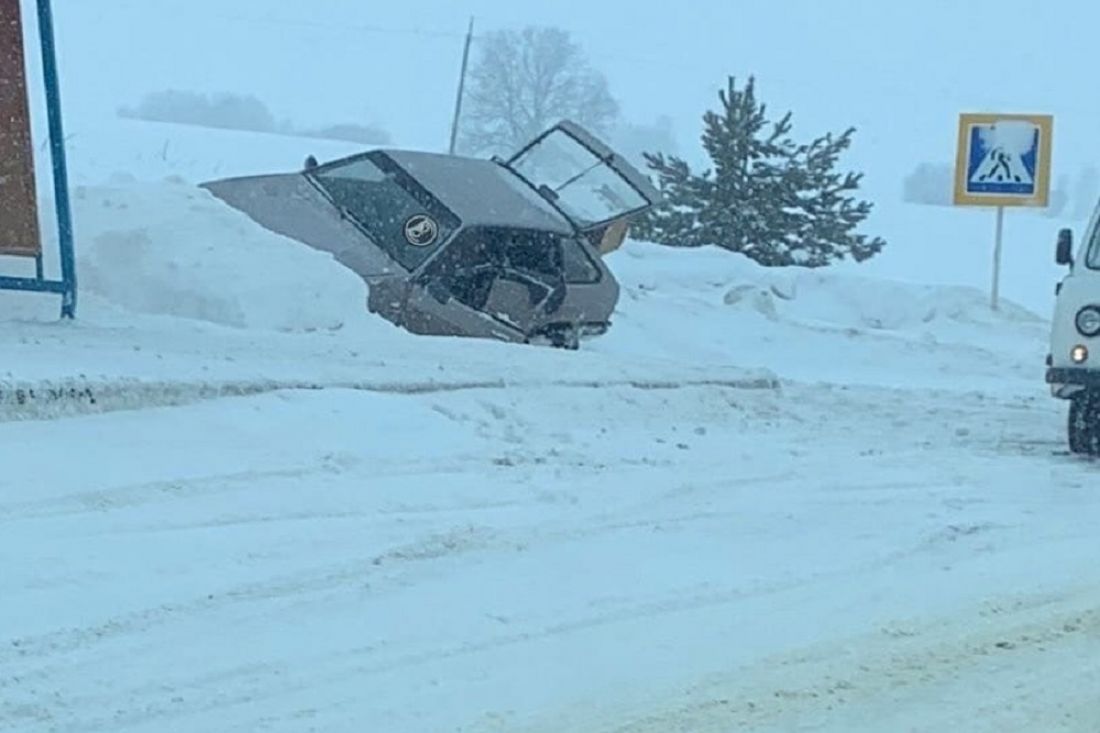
[{"left": 47, "top": 0, "right": 1099, "bottom": 180}]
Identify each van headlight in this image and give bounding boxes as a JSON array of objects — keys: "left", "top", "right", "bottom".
[{"left": 1076, "top": 306, "right": 1100, "bottom": 337}]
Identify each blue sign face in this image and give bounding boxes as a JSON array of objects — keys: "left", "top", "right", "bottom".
[{"left": 965, "top": 121, "right": 1041, "bottom": 197}]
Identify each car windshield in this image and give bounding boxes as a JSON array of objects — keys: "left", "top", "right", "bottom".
[
  {"left": 310, "top": 154, "right": 457, "bottom": 271},
  {"left": 508, "top": 128, "right": 649, "bottom": 229}
]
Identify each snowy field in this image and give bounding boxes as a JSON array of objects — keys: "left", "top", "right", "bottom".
[{"left": 3, "top": 120, "right": 1099, "bottom": 733}]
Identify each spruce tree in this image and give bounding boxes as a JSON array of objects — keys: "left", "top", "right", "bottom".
[
  {"left": 634, "top": 76, "right": 885, "bottom": 267},
  {"left": 630, "top": 153, "right": 710, "bottom": 247}
]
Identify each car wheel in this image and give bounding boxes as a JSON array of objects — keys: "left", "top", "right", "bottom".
[
  {"left": 1069, "top": 391, "right": 1100, "bottom": 455},
  {"left": 535, "top": 324, "right": 580, "bottom": 350}
]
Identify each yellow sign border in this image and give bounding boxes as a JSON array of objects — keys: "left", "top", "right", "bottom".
[{"left": 953, "top": 113, "right": 1053, "bottom": 208}]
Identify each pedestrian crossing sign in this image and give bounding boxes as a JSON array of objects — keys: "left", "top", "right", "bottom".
[{"left": 954, "top": 113, "right": 1052, "bottom": 207}]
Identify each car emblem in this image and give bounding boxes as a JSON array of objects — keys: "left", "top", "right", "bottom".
[{"left": 404, "top": 214, "right": 439, "bottom": 247}]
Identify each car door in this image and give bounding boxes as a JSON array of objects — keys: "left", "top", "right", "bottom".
[
  {"left": 502, "top": 120, "right": 663, "bottom": 238},
  {"left": 480, "top": 276, "right": 552, "bottom": 331},
  {"left": 402, "top": 227, "right": 533, "bottom": 342},
  {"left": 403, "top": 279, "right": 527, "bottom": 342}
]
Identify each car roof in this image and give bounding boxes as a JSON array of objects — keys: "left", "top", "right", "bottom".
[{"left": 380, "top": 149, "right": 576, "bottom": 236}]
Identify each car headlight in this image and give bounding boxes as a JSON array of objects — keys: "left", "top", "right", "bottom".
[{"left": 1076, "top": 306, "right": 1100, "bottom": 337}]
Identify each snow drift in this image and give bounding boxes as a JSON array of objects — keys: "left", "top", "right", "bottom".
[
  {"left": 610, "top": 241, "right": 1043, "bottom": 332},
  {"left": 2, "top": 181, "right": 371, "bottom": 333},
  {"left": 599, "top": 241, "right": 1050, "bottom": 390},
  {"left": 0, "top": 176, "right": 1052, "bottom": 397}
]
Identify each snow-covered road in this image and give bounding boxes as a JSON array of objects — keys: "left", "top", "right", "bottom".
[{"left": 4, "top": 376, "right": 1097, "bottom": 732}]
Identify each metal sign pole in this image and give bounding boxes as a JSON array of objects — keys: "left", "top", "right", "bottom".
[
  {"left": 954, "top": 113, "right": 1053, "bottom": 313},
  {"left": 992, "top": 205, "right": 1004, "bottom": 311},
  {"left": 35, "top": 0, "right": 76, "bottom": 318}
]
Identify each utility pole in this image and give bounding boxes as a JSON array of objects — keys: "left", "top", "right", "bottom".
[{"left": 448, "top": 16, "right": 474, "bottom": 155}]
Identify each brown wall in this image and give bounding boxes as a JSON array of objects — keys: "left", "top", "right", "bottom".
[{"left": 0, "top": 0, "right": 40, "bottom": 257}]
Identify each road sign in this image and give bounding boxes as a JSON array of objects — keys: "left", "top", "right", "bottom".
[
  {"left": 953, "top": 113, "right": 1053, "bottom": 208},
  {"left": 0, "top": 0, "right": 77, "bottom": 318},
  {"left": 0, "top": 0, "right": 41, "bottom": 257},
  {"left": 952, "top": 112, "right": 1054, "bottom": 312}
]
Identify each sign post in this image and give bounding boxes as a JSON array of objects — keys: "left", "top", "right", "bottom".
[
  {"left": 953, "top": 112, "right": 1053, "bottom": 311},
  {"left": 0, "top": 0, "right": 76, "bottom": 318}
]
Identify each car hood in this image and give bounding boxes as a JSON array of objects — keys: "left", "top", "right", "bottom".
[{"left": 202, "top": 173, "right": 404, "bottom": 280}]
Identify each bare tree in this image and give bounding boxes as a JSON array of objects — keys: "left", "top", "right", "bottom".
[{"left": 459, "top": 26, "right": 619, "bottom": 156}]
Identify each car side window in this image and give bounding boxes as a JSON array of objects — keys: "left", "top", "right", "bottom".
[
  {"left": 561, "top": 236, "right": 601, "bottom": 284},
  {"left": 503, "top": 231, "right": 562, "bottom": 279}
]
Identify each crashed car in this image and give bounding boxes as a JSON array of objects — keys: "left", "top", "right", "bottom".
[{"left": 203, "top": 120, "right": 661, "bottom": 348}]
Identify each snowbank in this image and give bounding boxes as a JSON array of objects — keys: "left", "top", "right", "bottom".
[
  {"left": 611, "top": 240, "right": 1043, "bottom": 331},
  {"left": 0, "top": 169, "right": 1052, "bottom": 398},
  {"left": 849, "top": 197, "right": 1070, "bottom": 318},
  {"left": 598, "top": 241, "right": 1051, "bottom": 390},
  {"left": 0, "top": 183, "right": 780, "bottom": 417},
  {"left": 2, "top": 181, "right": 372, "bottom": 333}
]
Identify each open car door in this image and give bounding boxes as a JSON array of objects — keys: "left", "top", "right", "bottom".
[
  {"left": 404, "top": 226, "right": 570, "bottom": 340},
  {"left": 502, "top": 120, "right": 662, "bottom": 244}
]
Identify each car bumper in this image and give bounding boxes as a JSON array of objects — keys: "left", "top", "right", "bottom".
[{"left": 1047, "top": 367, "right": 1100, "bottom": 388}]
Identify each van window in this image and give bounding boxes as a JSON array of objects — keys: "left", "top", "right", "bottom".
[{"left": 1089, "top": 225, "right": 1100, "bottom": 269}]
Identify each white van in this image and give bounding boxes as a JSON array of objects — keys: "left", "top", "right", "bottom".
[{"left": 1048, "top": 223, "right": 1100, "bottom": 454}]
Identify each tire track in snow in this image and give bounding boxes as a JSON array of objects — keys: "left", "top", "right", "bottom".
[
  {"left": 0, "top": 465, "right": 328, "bottom": 522},
  {"left": 0, "top": 465, "right": 830, "bottom": 733},
  {"left": 549, "top": 590, "right": 1100, "bottom": 733},
  {"left": 0, "top": 454, "right": 537, "bottom": 522},
  {"left": 0, "top": 453, "right": 1027, "bottom": 683},
  {"left": 3, "top": 380, "right": 1086, "bottom": 732}
]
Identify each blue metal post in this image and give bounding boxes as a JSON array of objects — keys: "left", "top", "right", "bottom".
[{"left": 35, "top": 0, "right": 76, "bottom": 318}]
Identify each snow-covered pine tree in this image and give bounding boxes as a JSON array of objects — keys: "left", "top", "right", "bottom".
[
  {"left": 773, "top": 126, "right": 886, "bottom": 266},
  {"left": 629, "top": 153, "right": 709, "bottom": 246},
  {"left": 636, "top": 76, "right": 885, "bottom": 266},
  {"left": 697, "top": 76, "right": 798, "bottom": 263}
]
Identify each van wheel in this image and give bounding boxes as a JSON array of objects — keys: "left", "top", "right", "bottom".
[{"left": 1069, "top": 391, "right": 1100, "bottom": 455}]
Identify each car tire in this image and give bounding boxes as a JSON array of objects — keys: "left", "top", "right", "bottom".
[
  {"left": 550, "top": 327, "right": 580, "bottom": 350},
  {"left": 1069, "top": 391, "right": 1100, "bottom": 455},
  {"left": 536, "top": 324, "right": 580, "bottom": 350}
]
